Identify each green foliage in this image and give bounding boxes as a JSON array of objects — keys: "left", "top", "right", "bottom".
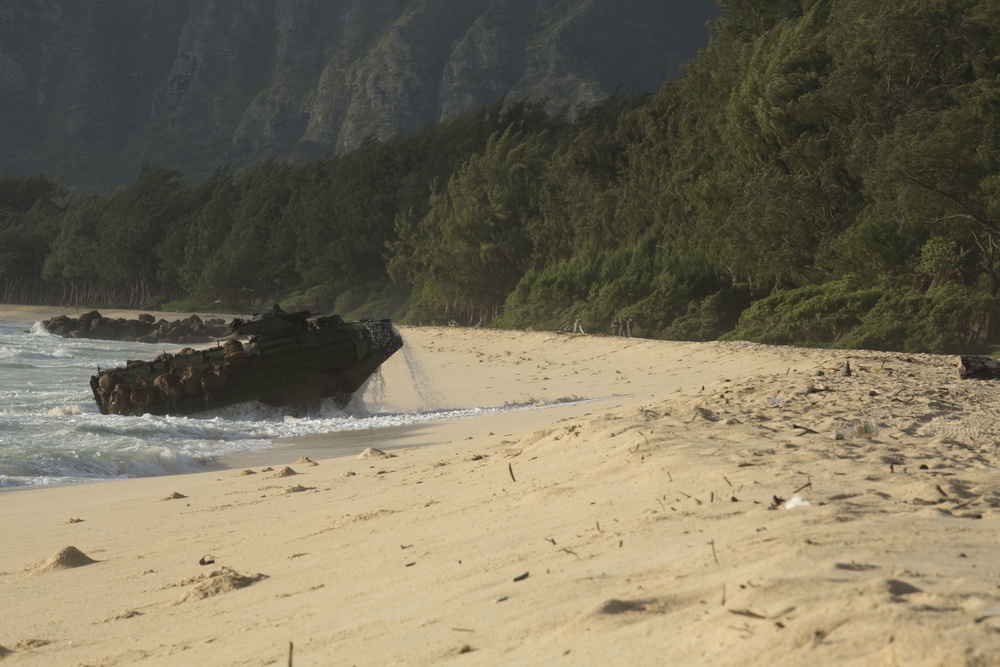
[
  {"left": 837, "top": 284, "right": 995, "bottom": 354},
  {"left": 497, "top": 251, "right": 604, "bottom": 329},
  {"left": 725, "top": 280, "right": 887, "bottom": 346},
  {"left": 663, "top": 287, "right": 753, "bottom": 342},
  {"left": 390, "top": 126, "right": 554, "bottom": 324},
  {"left": 0, "top": 173, "right": 66, "bottom": 281},
  {"left": 42, "top": 194, "right": 104, "bottom": 282},
  {"left": 727, "top": 280, "right": 996, "bottom": 353},
  {"left": 10, "top": 0, "right": 1000, "bottom": 353}
]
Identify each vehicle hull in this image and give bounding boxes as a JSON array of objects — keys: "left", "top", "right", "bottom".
[{"left": 90, "top": 317, "right": 402, "bottom": 417}]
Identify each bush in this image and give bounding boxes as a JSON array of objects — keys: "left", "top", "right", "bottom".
[
  {"left": 839, "top": 284, "right": 994, "bottom": 353},
  {"left": 726, "top": 279, "right": 997, "bottom": 353},
  {"left": 664, "top": 286, "right": 753, "bottom": 341},
  {"left": 724, "top": 279, "right": 882, "bottom": 346}
]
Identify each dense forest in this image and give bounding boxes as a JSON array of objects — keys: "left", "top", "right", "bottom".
[{"left": 2, "top": 0, "right": 999, "bottom": 353}]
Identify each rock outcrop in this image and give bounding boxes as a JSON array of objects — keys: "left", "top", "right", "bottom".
[
  {"left": 0, "top": 0, "right": 718, "bottom": 189},
  {"left": 42, "top": 311, "right": 231, "bottom": 345}
]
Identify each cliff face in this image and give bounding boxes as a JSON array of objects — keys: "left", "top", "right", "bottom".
[{"left": 0, "top": 0, "right": 718, "bottom": 188}]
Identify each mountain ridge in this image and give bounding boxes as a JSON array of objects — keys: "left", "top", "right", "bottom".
[{"left": 0, "top": 0, "right": 718, "bottom": 189}]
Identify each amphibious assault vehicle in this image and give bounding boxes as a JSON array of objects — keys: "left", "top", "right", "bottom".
[{"left": 90, "top": 309, "right": 403, "bottom": 417}]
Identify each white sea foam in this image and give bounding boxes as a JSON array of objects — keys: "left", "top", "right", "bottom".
[{"left": 0, "top": 319, "right": 581, "bottom": 487}]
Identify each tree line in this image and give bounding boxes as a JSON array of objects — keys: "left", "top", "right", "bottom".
[{"left": 2, "top": 0, "right": 998, "bottom": 353}]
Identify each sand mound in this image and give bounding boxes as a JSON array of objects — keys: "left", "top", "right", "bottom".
[
  {"left": 270, "top": 466, "right": 297, "bottom": 478},
  {"left": 176, "top": 567, "right": 268, "bottom": 603},
  {"left": 33, "top": 546, "right": 96, "bottom": 572},
  {"left": 358, "top": 447, "right": 395, "bottom": 459},
  {"left": 295, "top": 456, "right": 316, "bottom": 465},
  {"left": 233, "top": 469, "right": 257, "bottom": 476},
  {"left": 282, "top": 484, "right": 314, "bottom": 494},
  {"left": 159, "top": 491, "right": 187, "bottom": 501}
]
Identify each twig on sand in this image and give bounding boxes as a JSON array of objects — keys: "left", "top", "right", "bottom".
[
  {"left": 793, "top": 480, "right": 812, "bottom": 494},
  {"left": 953, "top": 496, "right": 980, "bottom": 510},
  {"left": 288, "top": 641, "right": 293, "bottom": 667},
  {"left": 709, "top": 539, "right": 719, "bottom": 566},
  {"left": 508, "top": 463, "right": 516, "bottom": 483},
  {"left": 793, "top": 424, "right": 819, "bottom": 435}
]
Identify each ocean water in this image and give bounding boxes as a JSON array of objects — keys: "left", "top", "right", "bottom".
[{"left": 0, "top": 320, "right": 539, "bottom": 487}]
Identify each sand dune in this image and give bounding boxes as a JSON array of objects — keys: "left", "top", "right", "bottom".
[{"left": 2, "top": 316, "right": 1000, "bottom": 665}]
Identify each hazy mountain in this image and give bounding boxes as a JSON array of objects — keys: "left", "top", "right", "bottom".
[{"left": 0, "top": 0, "right": 718, "bottom": 189}]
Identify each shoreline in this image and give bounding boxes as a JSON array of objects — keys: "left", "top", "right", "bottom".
[
  {"left": 3, "top": 305, "right": 637, "bottom": 488},
  {"left": 4, "top": 306, "right": 1000, "bottom": 664}
]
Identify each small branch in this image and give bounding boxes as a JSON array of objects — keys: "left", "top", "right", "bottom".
[{"left": 953, "top": 496, "right": 980, "bottom": 510}]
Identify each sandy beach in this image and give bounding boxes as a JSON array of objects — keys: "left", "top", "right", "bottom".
[{"left": 3, "top": 307, "right": 1000, "bottom": 665}]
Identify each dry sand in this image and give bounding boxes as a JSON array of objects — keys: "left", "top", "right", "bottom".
[{"left": 3, "top": 308, "right": 1000, "bottom": 665}]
